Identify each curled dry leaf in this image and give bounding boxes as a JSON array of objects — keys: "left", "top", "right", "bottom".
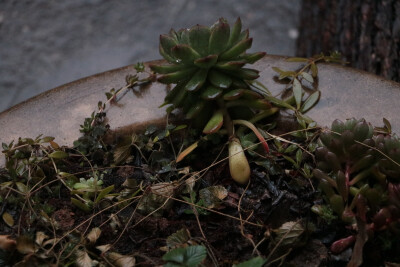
[
  {"left": 107, "top": 252, "right": 136, "bottom": 267},
  {"left": 0, "top": 235, "right": 16, "bottom": 251},
  {"left": 76, "top": 250, "right": 94, "bottom": 267},
  {"left": 86, "top": 227, "right": 101, "bottom": 244},
  {"left": 35, "top": 231, "right": 48, "bottom": 246},
  {"left": 96, "top": 244, "right": 112, "bottom": 253}
]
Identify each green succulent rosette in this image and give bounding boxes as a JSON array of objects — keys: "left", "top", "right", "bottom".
[{"left": 150, "top": 18, "right": 270, "bottom": 133}]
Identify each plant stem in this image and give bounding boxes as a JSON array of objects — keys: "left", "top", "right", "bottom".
[{"left": 217, "top": 98, "right": 235, "bottom": 138}]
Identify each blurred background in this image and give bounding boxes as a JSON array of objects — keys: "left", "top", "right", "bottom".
[
  {"left": 1, "top": 1, "right": 398, "bottom": 113},
  {"left": 0, "top": 0, "right": 301, "bottom": 112}
]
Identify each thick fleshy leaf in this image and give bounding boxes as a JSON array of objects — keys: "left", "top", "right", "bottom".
[
  {"left": 150, "top": 63, "right": 184, "bottom": 74},
  {"left": 158, "top": 68, "right": 197, "bottom": 84},
  {"left": 164, "top": 81, "right": 186, "bottom": 103},
  {"left": 215, "top": 60, "right": 246, "bottom": 71},
  {"left": 329, "top": 194, "right": 344, "bottom": 215},
  {"left": 223, "top": 89, "right": 244, "bottom": 100},
  {"left": 220, "top": 38, "right": 252, "bottom": 60},
  {"left": 203, "top": 110, "right": 223, "bottom": 134},
  {"left": 226, "top": 99, "right": 272, "bottom": 110},
  {"left": 227, "top": 17, "right": 242, "bottom": 48},
  {"left": 168, "top": 28, "right": 179, "bottom": 42},
  {"left": 179, "top": 29, "right": 190, "bottom": 44},
  {"left": 201, "top": 86, "right": 223, "bottom": 100},
  {"left": 159, "top": 45, "right": 176, "bottom": 63},
  {"left": 224, "top": 68, "right": 259, "bottom": 80},
  {"left": 209, "top": 19, "right": 230, "bottom": 54},
  {"left": 171, "top": 44, "right": 201, "bottom": 65},
  {"left": 293, "top": 78, "right": 302, "bottom": 109},
  {"left": 229, "top": 138, "right": 251, "bottom": 184},
  {"left": 176, "top": 142, "right": 198, "bottom": 163},
  {"left": 208, "top": 70, "right": 232, "bottom": 88},
  {"left": 185, "top": 69, "right": 208, "bottom": 91},
  {"left": 300, "top": 90, "right": 320, "bottom": 113},
  {"left": 189, "top": 25, "right": 211, "bottom": 56},
  {"left": 336, "top": 171, "right": 348, "bottom": 202},
  {"left": 238, "top": 29, "right": 249, "bottom": 42},
  {"left": 223, "top": 89, "right": 262, "bottom": 101},
  {"left": 194, "top": 54, "right": 218, "bottom": 68},
  {"left": 238, "top": 52, "right": 266, "bottom": 64},
  {"left": 160, "top": 34, "right": 178, "bottom": 54},
  {"left": 185, "top": 101, "right": 205, "bottom": 119}
]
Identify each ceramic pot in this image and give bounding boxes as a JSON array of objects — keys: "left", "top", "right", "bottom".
[{"left": 1, "top": 55, "right": 399, "bottom": 166}]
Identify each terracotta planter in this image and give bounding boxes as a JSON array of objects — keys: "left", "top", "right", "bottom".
[{"left": 1, "top": 55, "right": 400, "bottom": 166}]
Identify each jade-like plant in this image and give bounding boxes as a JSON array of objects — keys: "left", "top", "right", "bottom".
[
  {"left": 150, "top": 17, "right": 278, "bottom": 184},
  {"left": 312, "top": 118, "right": 400, "bottom": 266}
]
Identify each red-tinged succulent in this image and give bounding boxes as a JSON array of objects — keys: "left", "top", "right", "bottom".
[
  {"left": 312, "top": 118, "right": 400, "bottom": 266},
  {"left": 151, "top": 18, "right": 277, "bottom": 184},
  {"left": 150, "top": 18, "right": 270, "bottom": 128}
]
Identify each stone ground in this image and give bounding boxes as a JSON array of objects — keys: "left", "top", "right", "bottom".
[{"left": 0, "top": 0, "right": 300, "bottom": 112}]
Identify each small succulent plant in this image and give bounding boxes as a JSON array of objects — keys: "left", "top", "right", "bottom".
[
  {"left": 150, "top": 18, "right": 277, "bottom": 184},
  {"left": 312, "top": 118, "right": 400, "bottom": 265},
  {"left": 150, "top": 18, "right": 267, "bottom": 123}
]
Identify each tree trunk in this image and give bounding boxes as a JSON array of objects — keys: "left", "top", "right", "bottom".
[{"left": 296, "top": 0, "right": 400, "bottom": 82}]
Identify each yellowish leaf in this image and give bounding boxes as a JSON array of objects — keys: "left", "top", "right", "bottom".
[
  {"left": 176, "top": 142, "right": 198, "bottom": 163},
  {"left": 2, "top": 212, "right": 14, "bottom": 227}
]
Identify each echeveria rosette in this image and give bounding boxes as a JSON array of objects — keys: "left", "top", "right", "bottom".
[
  {"left": 149, "top": 17, "right": 268, "bottom": 132},
  {"left": 312, "top": 118, "right": 400, "bottom": 261}
]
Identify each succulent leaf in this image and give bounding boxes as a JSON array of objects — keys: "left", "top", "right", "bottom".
[
  {"left": 201, "top": 86, "right": 223, "bottom": 100},
  {"left": 239, "top": 52, "right": 266, "bottom": 64},
  {"left": 227, "top": 17, "right": 242, "bottom": 48},
  {"left": 158, "top": 68, "right": 197, "bottom": 84},
  {"left": 208, "top": 70, "right": 232, "bottom": 88},
  {"left": 194, "top": 55, "right": 218, "bottom": 68},
  {"left": 209, "top": 18, "right": 230, "bottom": 54},
  {"left": 185, "top": 101, "right": 205, "bottom": 120},
  {"left": 203, "top": 110, "right": 224, "bottom": 134},
  {"left": 171, "top": 44, "right": 201, "bottom": 65},
  {"left": 220, "top": 38, "right": 253, "bottom": 60},
  {"left": 149, "top": 63, "right": 184, "bottom": 74},
  {"left": 215, "top": 61, "right": 247, "bottom": 71},
  {"left": 189, "top": 25, "right": 211, "bottom": 56},
  {"left": 185, "top": 69, "right": 208, "bottom": 92}
]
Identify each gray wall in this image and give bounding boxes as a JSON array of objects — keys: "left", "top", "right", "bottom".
[{"left": 0, "top": 0, "right": 300, "bottom": 111}]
